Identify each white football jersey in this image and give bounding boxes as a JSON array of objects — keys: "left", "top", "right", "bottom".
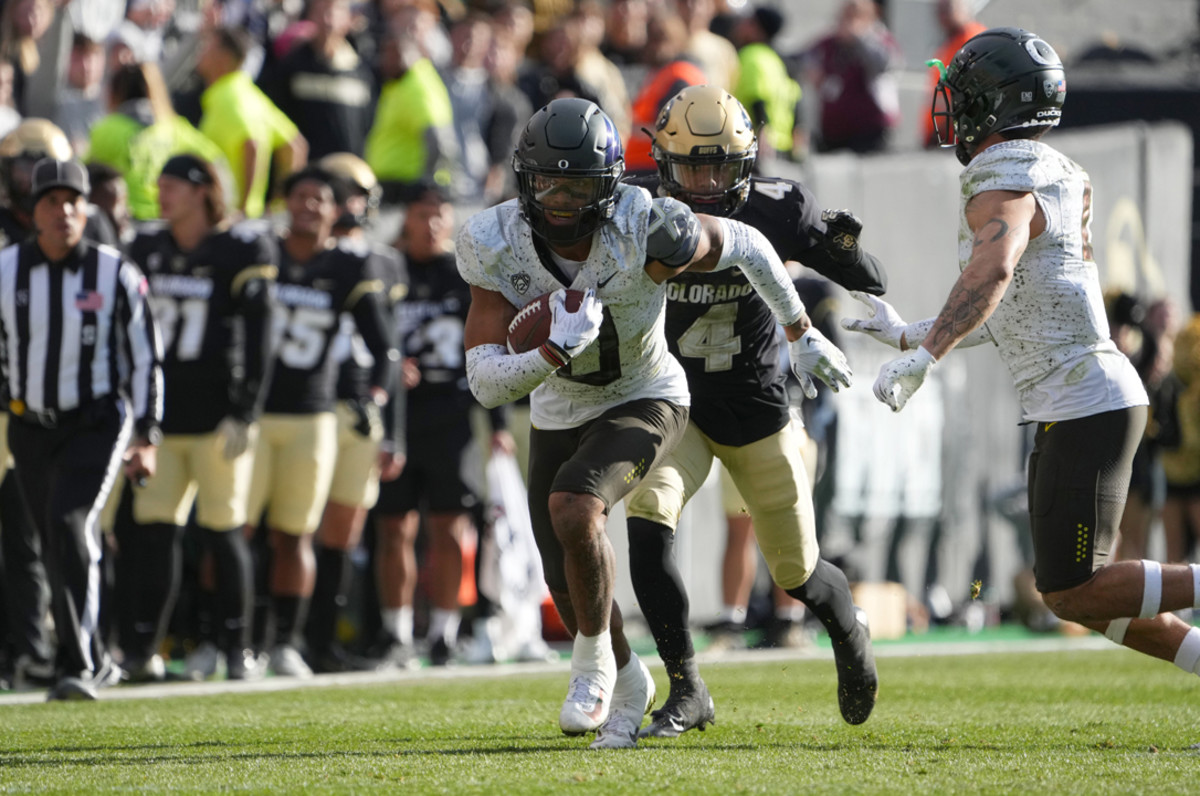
[
  {"left": 959, "top": 140, "right": 1147, "bottom": 421},
  {"left": 457, "top": 183, "right": 690, "bottom": 429}
]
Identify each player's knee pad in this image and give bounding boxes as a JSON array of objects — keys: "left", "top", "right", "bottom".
[
  {"left": 1139, "top": 559, "right": 1162, "bottom": 619},
  {"left": 1103, "top": 617, "right": 1131, "bottom": 645},
  {"left": 624, "top": 483, "right": 682, "bottom": 529},
  {"left": 763, "top": 547, "right": 817, "bottom": 592}
]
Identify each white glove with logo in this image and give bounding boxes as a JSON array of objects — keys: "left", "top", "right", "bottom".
[
  {"left": 548, "top": 287, "right": 604, "bottom": 358},
  {"left": 840, "top": 291, "right": 910, "bottom": 349},
  {"left": 216, "top": 416, "right": 253, "bottom": 460},
  {"left": 788, "top": 327, "right": 853, "bottom": 399},
  {"left": 873, "top": 347, "right": 937, "bottom": 412}
]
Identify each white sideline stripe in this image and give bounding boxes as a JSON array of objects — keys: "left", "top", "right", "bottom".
[{"left": 0, "top": 634, "right": 1116, "bottom": 706}]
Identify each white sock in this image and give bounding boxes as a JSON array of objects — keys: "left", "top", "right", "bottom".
[
  {"left": 776, "top": 605, "right": 804, "bottom": 623},
  {"left": 571, "top": 628, "right": 614, "bottom": 674},
  {"left": 427, "top": 608, "right": 461, "bottom": 646},
  {"left": 1173, "top": 626, "right": 1200, "bottom": 675},
  {"left": 382, "top": 606, "right": 413, "bottom": 646},
  {"left": 720, "top": 605, "right": 748, "bottom": 625}
]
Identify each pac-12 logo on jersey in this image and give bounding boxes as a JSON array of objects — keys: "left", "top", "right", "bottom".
[{"left": 510, "top": 272, "right": 531, "bottom": 294}]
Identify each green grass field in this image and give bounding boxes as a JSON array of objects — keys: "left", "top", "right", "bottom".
[{"left": 2, "top": 639, "right": 1198, "bottom": 794}]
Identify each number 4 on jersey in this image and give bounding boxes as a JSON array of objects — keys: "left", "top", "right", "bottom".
[{"left": 677, "top": 303, "right": 741, "bottom": 372}]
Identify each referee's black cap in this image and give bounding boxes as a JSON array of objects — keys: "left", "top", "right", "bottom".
[{"left": 31, "top": 158, "right": 90, "bottom": 204}]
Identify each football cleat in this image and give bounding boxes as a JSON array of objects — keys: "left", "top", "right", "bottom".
[
  {"left": 183, "top": 641, "right": 223, "bottom": 681},
  {"left": 590, "top": 654, "right": 656, "bottom": 750},
  {"left": 559, "top": 666, "right": 614, "bottom": 736},
  {"left": 268, "top": 644, "right": 314, "bottom": 679},
  {"left": 639, "top": 678, "right": 716, "bottom": 738},
  {"left": 123, "top": 653, "right": 166, "bottom": 683},
  {"left": 226, "top": 649, "right": 266, "bottom": 681},
  {"left": 833, "top": 607, "right": 878, "bottom": 725},
  {"left": 46, "top": 676, "right": 97, "bottom": 702}
]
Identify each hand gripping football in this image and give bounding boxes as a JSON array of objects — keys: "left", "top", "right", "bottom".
[{"left": 507, "top": 289, "right": 586, "bottom": 354}]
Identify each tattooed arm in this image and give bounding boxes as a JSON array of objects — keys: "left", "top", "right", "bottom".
[{"left": 918, "top": 189, "right": 1039, "bottom": 360}]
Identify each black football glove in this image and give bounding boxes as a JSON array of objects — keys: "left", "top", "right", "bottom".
[
  {"left": 817, "top": 209, "right": 864, "bottom": 266},
  {"left": 349, "top": 398, "right": 383, "bottom": 439}
]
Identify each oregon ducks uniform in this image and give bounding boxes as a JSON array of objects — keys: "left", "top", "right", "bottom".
[
  {"left": 248, "top": 236, "right": 395, "bottom": 535},
  {"left": 457, "top": 183, "right": 695, "bottom": 591},
  {"left": 130, "top": 221, "right": 278, "bottom": 528}
]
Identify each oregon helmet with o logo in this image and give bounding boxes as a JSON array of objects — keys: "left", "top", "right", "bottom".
[
  {"left": 0, "top": 118, "right": 73, "bottom": 214},
  {"left": 931, "top": 27, "right": 1066, "bottom": 165},
  {"left": 652, "top": 85, "right": 757, "bottom": 216},
  {"left": 512, "top": 98, "right": 625, "bottom": 246}
]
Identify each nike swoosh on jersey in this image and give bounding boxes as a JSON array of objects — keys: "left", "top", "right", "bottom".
[
  {"left": 597, "top": 272, "right": 617, "bottom": 288},
  {"left": 1043, "top": 422, "right": 1057, "bottom": 432}
]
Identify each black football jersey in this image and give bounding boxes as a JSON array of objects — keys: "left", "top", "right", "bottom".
[
  {"left": 398, "top": 251, "right": 475, "bottom": 419},
  {"left": 130, "top": 221, "right": 278, "bottom": 434},
  {"left": 266, "top": 235, "right": 394, "bottom": 415},
  {"left": 626, "top": 174, "right": 887, "bottom": 446},
  {"left": 335, "top": 243, "right": 408, "bottom": 401}
]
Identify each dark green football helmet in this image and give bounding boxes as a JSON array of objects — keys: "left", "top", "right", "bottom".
[
  {"left": 931, "top": 27, "right": 1066, "bottom": 165},
  {"left": 512, "top": 98, "right": 625, "bottom": 246}
]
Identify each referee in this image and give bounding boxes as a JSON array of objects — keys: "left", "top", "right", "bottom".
[{"left": 0, "top": 158, "right": 163, "bottom": 701}]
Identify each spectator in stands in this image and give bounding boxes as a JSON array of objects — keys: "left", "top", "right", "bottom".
[
  {"left": 87, "top": 62, "right": 228, "bottom": 221},
  {"left": 259, "top": 0, "right": 377, "bottom": 160},
  {"left": 482, "top": 21, "right": 532, "bottom": 205},
  {"left": 571, "top": 2, "right": 632, "bottom": 145},
  {"left": 0, "top": 0, "right": 54, "bottom": 115},
  {"left": 678, "top": 0, "right": 740, "bottom": 92},
  {"left": 623, "top": 4, "right": 706, "bottom": 174},
  {"left": 517, "top": 14, "right": 602, "bottom": 114},
  {"left": 921, "top": 0, "right": 986, "bottom": 148},
  {"left": 54, "top": 34, "right": 107, "bottom": 156},
  {"left": 0, "top": 61, "right": 21, "bottom": 140},
  {"left": 732, "top": 5, "right": 803, "bottom": 162},
  {"left": 442, "top": 12, "right": 495, "bottom": 202},
  {"left": 196, "top": 26, "right": 307, "bottom": 218},
  {"left": 802, "top": 0, "right": 903, "bottom": 154},
  {"left": 364, "top": 7, "right": 457, "bottom": 206}
]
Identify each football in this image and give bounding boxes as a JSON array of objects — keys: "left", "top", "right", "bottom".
[{"left": 507, "top": 289, "right": 585, "bottom": 354}]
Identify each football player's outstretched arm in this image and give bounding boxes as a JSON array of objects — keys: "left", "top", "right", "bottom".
[
  {"left": 922, "top": 189, "right": 1033, "bottom": 359},
  {"left": 644, "top": 200, "right": 851, "bottom": 394},
  {"left": 867, "top": 189, "right": 1035, "bottom": 412}
]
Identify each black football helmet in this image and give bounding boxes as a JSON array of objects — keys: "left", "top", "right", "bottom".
[
  {"left": 931, "top": 27, "right": 1066, "bottom": 165},
  {"left": 513, "top": 98, "right": 625, "bottom": 245},
  {"left": 652, "top": 85, "right": 757, "bottom": 216}
]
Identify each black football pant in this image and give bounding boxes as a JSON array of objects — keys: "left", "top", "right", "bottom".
[
  {"left": 0, "top": 468, "right": 52, "bottom": 666},
  {"left": 8, "top": 400, "right": 126, "bottom": 679}
]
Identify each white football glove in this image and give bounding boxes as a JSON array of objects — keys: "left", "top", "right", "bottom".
[
  {"left": 840, "top": 291, "right": 909, "bottom": 349},
  {"left": 873, "top": 347, "right": 937, "bottom": 412},
  {"left": 548, "top": 287, "right": 604, "bottom": 358},
  {"left": 215, "top": 416, "right": 253, "bottom": 460},
  {"left": 788, "top": 327, "right": 853, "bottom": 399}
]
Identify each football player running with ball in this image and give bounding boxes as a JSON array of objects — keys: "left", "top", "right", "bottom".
[
  {"left": 845, "top": 29, "right": 1200, "bottom": 686},
  {"left": 622, "top": 85, "right": 886, "bottom": 736},
  {"left": 457, "top": 97, "right": 851, "bottom": 749}
]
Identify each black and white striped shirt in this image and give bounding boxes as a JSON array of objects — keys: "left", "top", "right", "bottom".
[{"left": 0, "top": 239, "right": 163, "bottom": 436}]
